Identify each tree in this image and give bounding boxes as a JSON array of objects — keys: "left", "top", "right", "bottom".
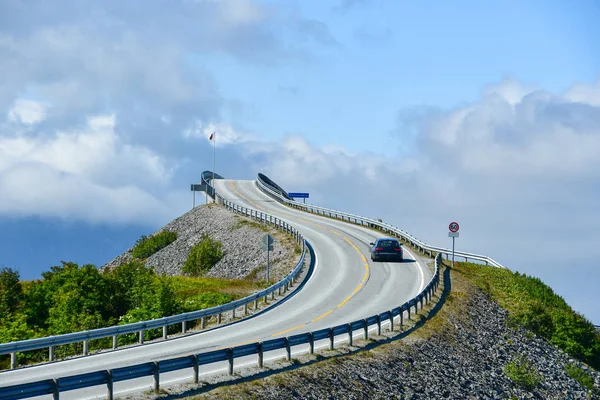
[
  {"left": 0, "top": 268, "right": 23, "bottom": 319},
  {"left": 183, "top": 233, "right": 224, "bottom": 276}
]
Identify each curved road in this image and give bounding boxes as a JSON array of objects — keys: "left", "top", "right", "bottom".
[{"left": 0, "top": 179, "right": 432, "bottom": 399}]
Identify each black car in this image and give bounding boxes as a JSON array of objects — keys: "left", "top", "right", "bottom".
[{"left": 369, "top": 238, "right": 403, "bottom": 262}]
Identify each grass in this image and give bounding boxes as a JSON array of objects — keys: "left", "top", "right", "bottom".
[
  {"left": 503, "top": 355, "right": 542, "bottom": 391},
  {"left": 171, "top": 275, "right": 265, "bottom": 304},
  {"left": 565, "top": 362, "right": 596, "bottom": 392},
  {"left": 231, "top": 218, "right": 270, "bottom": 232},
  {"left": 452, "top": 261, "right": 600, "bottom": 369}
]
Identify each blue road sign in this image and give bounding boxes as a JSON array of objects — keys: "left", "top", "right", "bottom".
[{"left": 288, "top": 192, "right": 309, "bottom": 198}]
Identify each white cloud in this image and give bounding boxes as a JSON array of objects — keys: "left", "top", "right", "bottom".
[
  {"left": 0, "top": 113, "right": 176, "bottom": 223},
  {"left": 7, "top": 99, "right": 48, "bottom": 125}
]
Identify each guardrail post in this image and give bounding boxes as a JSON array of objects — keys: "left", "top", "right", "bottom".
[
  {"left": 407, "top": 306, "right": 411, "bottom": 320},
  {"left": 244, "top": 302, "right": 248, "bottom": 316},
  {"left": 285, "top": 338, "right": 291, "bottom": 361},
  {"left": 107, "top": 369, "right": 114, "bottom": 400},
  {"left": 389, "top": 311, "right": 394, "bottom": 332},
  {"left": 193, "top": 355, "right": 199, "bottom": 384},
  {"left": 271, "top": 291, "right": 275, "bottom": 300},
  {"left": 201, "top": 317, "right": 206, "bottom": 329},
  {"left": 182, "top": 320, "right": 187, "bottom": 334},
  {"left": 112, "top": 335, "right": 118, "bottom": 349},
  {"left": 400, "top": 309, "right": 404, "bottom": 328},
  {"left": 139, "top": 330, "right": 144, "bottom": 344},
  {"left": 254, "top": 299, "right": 258, "bottom": 309},
  {"left": 232, "top": 307, "right": 236, "bottom": 319},
  {"left": 10, "top": 352, "right": 16, "bottom": 369},
  {"left": 377, "top": 315, "right": 382, "bottom": 336},
  {"left": 258, "top": 343, "right": 264, "bottom": 368},
  {"left": 153, "top": 361, "right": 160, "bottom": 392},
  {"left": 329, "top": 328, "right": 335, "bottom": 350},
  {"left": 363, "top": 319, "right": 368, "bottom": 340},
  {"left": 264, "top": 294, "right": 268, "bottom": 303},
  {"left": 83, "top": 339, "right": 89, "bottom": 356},
  {"left": 217, "top": 313, "right": 222, "bottom": 324},
  {"left": 53, "top": 378, "right": 59, "bottom": 400},
  {"left": 49, "top": 345, "right": 55, "bottom": 361},
  {"left": 414, "top": 301, "right": 418, "bottom": 315},
  {"left": 278, "top": 286, "right": 282, "bottom": 296},
  {"left": 228, "top": 348, "right": 234, "bottom": 375},
  {"left": 348, "top": 324, "right": 353, "bottom": 346},
  {"left": 163, "top": 325, "right": 168, "bottom": 340},
  {"left": 309, "top": 333, "right": 314, "bottom": 354}
]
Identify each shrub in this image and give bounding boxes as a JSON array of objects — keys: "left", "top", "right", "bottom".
[
  {"left": 565, "top": 363, "right": 595, "bottom": 391},
  {"left": 183, "top": 233, "right": 224, "bottom": 276},
  {"left": 132, "top": 231, "right": 177, "bottom": 259},
  {"left": 504, "top": 356, "right": 542, "bottom": 391}
]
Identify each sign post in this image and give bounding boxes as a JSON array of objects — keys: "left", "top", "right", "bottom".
[
  {"left": 262, "top": 234, "right": 274, "bottom": 283},
  {"left": 448, "top": 222, "right": 460, "bottom": 268},
  {"left": 288, "top": 192, "right": 309, "bottom": 204},
  {"left": 190, "top": 184, "right": 207, "bottom": 209}
]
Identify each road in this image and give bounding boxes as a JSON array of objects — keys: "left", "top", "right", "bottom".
[{"left": 0, "top": 179, "right": 432, "bottom": 399}]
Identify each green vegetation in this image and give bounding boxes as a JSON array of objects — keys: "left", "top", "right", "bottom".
[
  {"left": 453, "top": 261, "right": 600, "bottom": 370},
  {"left": 0, "top": 260, "right": 263, "bottom": 369},
  {"left": 132, "top": 231, "right": 177, "bottom": 259},
  {"left": 232, "top": 218, "right": 269, "bottom": 232},
  {"left": 565, "top": 363, "right": 596, "bottom": 392},
  {"left": 183, "top": 233, "right": 224, "bottom": 276},
  {"left": 503, "top": 355, "right": 542, "bottom": 391}
]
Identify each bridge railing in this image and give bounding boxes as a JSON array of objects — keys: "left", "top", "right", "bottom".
[
  {"left": 0, "top": 245, "right": 442, "bottom": 400},
  {"left": 255, "top": 174, "right": 505, "bottom": 268},
  {"left": 0, "top": 180, "right": 307, "bottom": 370}
]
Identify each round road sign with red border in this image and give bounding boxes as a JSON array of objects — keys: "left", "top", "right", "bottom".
[{"left": 449, "top": 222, "right": 460, "bottom": 232}]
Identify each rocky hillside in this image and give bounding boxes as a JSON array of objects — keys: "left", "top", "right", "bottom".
[
  {"left": 140, "top": 264, "right": 600, "bottom": 400},
  {"left": 101, "top": 203, "right": 299, "bottom": 282}
]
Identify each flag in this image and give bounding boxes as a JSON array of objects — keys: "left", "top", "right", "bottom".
[{"left": 209, "top": 132, "right": 215, "bottom": 141}]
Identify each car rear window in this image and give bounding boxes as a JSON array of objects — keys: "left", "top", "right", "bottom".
[{"left": 379, "top": 240, "right": 398, "bottom": 248}]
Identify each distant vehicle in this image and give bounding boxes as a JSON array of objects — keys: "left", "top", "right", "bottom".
[{"left": 369, "top": 238, "right": 403, "bottom": 262}]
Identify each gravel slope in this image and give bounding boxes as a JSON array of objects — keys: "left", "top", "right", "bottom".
[
  {"left": 139, "top": 266, "right": 600, "bottom": 400},
  {"left": 101, "top": 203, "right": 298, "bottom": 281}
]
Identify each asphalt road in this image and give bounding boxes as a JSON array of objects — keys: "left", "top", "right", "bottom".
[{"left": 0, "top": 179, "right": 432, "bottom": 399}]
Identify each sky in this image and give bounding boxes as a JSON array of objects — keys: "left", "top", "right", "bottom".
[{"left": 0, "top": 0, "right": 599, "bottom": 323}]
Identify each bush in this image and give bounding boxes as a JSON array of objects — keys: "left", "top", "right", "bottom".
[
  {"left": 565, "top": 363, "right": 595, "bottom": 391},
  {"left": 132, "top": 231, "right": 177, "bottom": 259},
  {"left": 504, "top": 356, "right": 542, "bottom": 391},
  {"left": 183, "top": 233, "right": 224, "bottom": 276}
]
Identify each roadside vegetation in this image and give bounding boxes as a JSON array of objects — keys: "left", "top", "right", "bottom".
[
  {"left": 132, "top": 231, "right": 177, "bottom": 259},
  {"left": 451, "top": 261, "right": 600, "bottom": 370},
  {"left": 0, "top": 260, "right": 265, "bottom": 369},
  {"left": 183, "top": 233, "right": 224, "bottom": 276}
]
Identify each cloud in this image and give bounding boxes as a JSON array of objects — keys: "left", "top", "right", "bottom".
[
  {"left": 0, "top": 113, "right": 177, "bottom": 223},
  {"left": 239, "top": 78, "right": 600, "bottom": 283},
  {"left": 7, "top": 99, "right": 48, "bottom": 125}
]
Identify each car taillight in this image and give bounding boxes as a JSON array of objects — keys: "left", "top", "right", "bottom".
[
  {"left": 375, "top": 247, "right": 383, "bottom": 251},
  {"left": 394, "top": 248, "right": 401, "bottom": 251}
]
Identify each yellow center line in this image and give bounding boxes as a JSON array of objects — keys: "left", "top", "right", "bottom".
[
  {"left": 272, "top": 324, "right": 306, "bottom": 337},
  {"left": 311, "top": 310, "right": 333, "bottom": 323},
  {"left": 226, "top": 181, "right": 372, "bottom": 335},
  {"left": 336, "top": 295, "right": 353, "bottom": 308}
]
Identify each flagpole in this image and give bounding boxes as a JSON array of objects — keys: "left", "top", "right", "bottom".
[{"left": 212, "top": 131, "right": 216, "bottom": 203}]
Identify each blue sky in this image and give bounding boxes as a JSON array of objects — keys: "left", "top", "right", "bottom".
[{"left": 1, "top": 0, "right": 599, "bottom": 324}]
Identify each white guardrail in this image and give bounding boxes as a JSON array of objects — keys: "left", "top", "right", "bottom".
[
  {"left": 0, "top": 195, "right": 308, "bottom": 370},
  {"left": 255, "top": 173, "right": 505, "bottom": 269}
]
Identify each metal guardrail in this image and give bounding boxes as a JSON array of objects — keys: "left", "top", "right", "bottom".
[
  {"left": 0, "top": 244, "right": 442, "bottom": 400},
  {"left": 0, "top": 178, "right": 307, "bottom": 370},
  {"left": 255, "top": 173, "right": 505, "bottom": 268}
]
